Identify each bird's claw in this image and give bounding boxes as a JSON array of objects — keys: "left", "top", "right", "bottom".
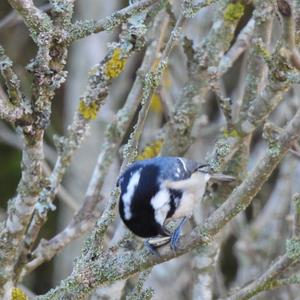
[
  {"left": 144, "top": 236, "right": 171, "bottom": 256},
  {"left": 144, "top": 239, "right": 160, "bottom": 256},
  {"left": 144, "top": 217, "right": 187, "bottom": 254},
  {"left": 170, "top": 217, "right": 187, "bottom": 251}
]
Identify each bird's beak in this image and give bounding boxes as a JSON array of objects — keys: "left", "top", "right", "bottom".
[{"left": 209, "top": 173, "right": 236, "bottom": 182}]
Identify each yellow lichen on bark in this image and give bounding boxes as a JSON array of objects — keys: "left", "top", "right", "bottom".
[
  {"left": 150, "top": 94, "right": 163, "bottom": 113},
  {"left": 11, "top": 288, "right": 28, "bottom": 300},
  {"left": 223, "top": 2, "right": 244, "bottom": 22},
  {"left": 104, "top": 48, "right": 126, "bottom": 79},
  {"left": 137, "top": 140, "right": 163, "bottom": 160},
  {"left": 78, "top": 100, "right": 98, "bottom": 120}
]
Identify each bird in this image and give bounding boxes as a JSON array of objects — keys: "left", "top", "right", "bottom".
[{"left": 117, "top": 156, "right": 235, "bottom": 254}]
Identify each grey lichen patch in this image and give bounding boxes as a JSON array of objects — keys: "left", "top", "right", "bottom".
[
  {"left": 261, "top": 43, "right": 297, "bottom": 86},
  {"left": 68, "top": 20, "right": 97, "bottom": 41},
  {"left": 102, "top": 14, "right": 124, "bottom": 31},
  {"left": 286, "top": 238, "right": 300, "bottom": 259},
  {"left": 141, "top": 288, "right": 155, "bottom": 300},
  {"left": 105, "top": 121, "right": 123, "bottom": 141},
  {"left": 252, "top": 1, "right": 274, "bottom": 24},
  {"left": 127, "top": 10, "right": 148, "bottom": 36},
  {"left": 50, "top": 0, "right": 74, "bottom": 15},
  {"left": 122, "top": 129, "right": 139, "bottom": 163},
  {"left": 128, "top": 286, "right": 154, "bottom": 300},
  {"left": 182, "top": 0, "right": 207, "bottom": 18},
  {"left": 26, "top": 15, "right": 53, "bottom": 42},
  {"left": 215, "top": 140, "right": 231, "bottom": 157},
  {"left": 142, "top": 60, "right": 167, "bottom": 104},
  {"left": 195, "top": 227, "right": 213, "bottom": 245},
  {"left": 267, "top": 143, "right": 281, "bottom": 158},
  {"left": 0, "top": 47, "right": 24, "bottom": 106},
  {"left": 93, "top": 256, "right": 120, "bottom": 284},
  {"left": 172, "top": 112, "right": 193, "bottom": 135},
  {"left": 208, "top": 139, "right": 233, "bottom": 171},
  {"left": 207, "top": 158, "right": 221, "bottom": 172}
]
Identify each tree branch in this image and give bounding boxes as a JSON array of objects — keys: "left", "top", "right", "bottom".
[
  {"left": 68, "top": 0, "right": 161, "bottom": 42},
  {"left": 36, "top": 100, "right": 300, "bottom": 300},
  {"left": 228, "top": 191, "right": 300, "bottom": 299},
  {"left": 7, "top": 0, "right": 53, "bottom": 36},
  {"left": 0, "top": 46, "right": 31, "bottom": 124},
  {"left": 17, "top": 3, "right": 163, "bottom": 280}
]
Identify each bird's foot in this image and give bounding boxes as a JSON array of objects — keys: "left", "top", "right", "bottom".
[
  {"left": 170, "top": 217, "right": 187, "bottom": 251},
  {"left": 144, "top": 240, "right": 160, "bottom": 256},
  {"left": 144, "top": 236, "right": 171, "bottom": 256}
]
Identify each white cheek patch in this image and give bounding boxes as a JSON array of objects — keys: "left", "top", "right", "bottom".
[
  {"left": 122, "top": 170, "right": 141, "bottom": 220},
  {"left": 168, "top": 172, "right": 209, "bottom": 220},
  {"left": 171, "top": 192, "right": 195, "bottom": 219},
  {"left": 151, "top": 189, "right": 170, "bottom": 226}
]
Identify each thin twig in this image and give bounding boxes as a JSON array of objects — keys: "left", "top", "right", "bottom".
[
  {"left": 0, "top": 3, "right": 52, "bottom": 29},
  {"left": 68, "top": 0, "right": 160, "bottom": 42},
  {"left": 22, "top": 5, "right": 166, "bottom": 276},
  {"left": 42, "top": 162, "right": 79, "bottom": 211},
  {"left": 84, "top": 10, "right": 179, "bottom": 257},
  {"left": 218, "top": 18, "right": 255, "bottom": 75},
  {"left": 0, "top": 46, "right": 30, "bottom": 124},
  {"left": 37, "top": 106, "right": 300, "bottom": 300},
  {"left": 0, "top": 121, "right": 57, "bottom": 164},
  {"left": 228, "top": 191, "right": 300, "bottom": 299},
  {"left": 292, "top": 193, "right": 300, "bottom": 237},
  {"left": 7, "top": 0, "right": 53, "bottom": 35}
]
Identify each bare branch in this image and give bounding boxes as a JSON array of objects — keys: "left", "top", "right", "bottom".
[
  {"left": 123, "top": 270, "right": 154, "bottom": 300},
  {"left": 228, "top": 254, "right": 297, "bottom": 300},
  {"left": 23, "top": 194, "right": 102, "bottom": 275},
  {"left": 0, "top": 121, "right": 57, "bottom": 164},
  {"left": 2, "top": 0, "right": 300, "bottom": 297},
  {"left": 0, "top": 0, "right": 71, "bottom": 293},
  {"left": 0, "top": 129, "right": 45, "bottom": 298},
  {"left": 0, "top": 46, "right": 31, "bottom": 124},
  {"left": 0, "top": 4, "right": 52, "bottom": 30},
  {"left": 36, "top": 98, "right": 300, "bottom": 300},
  {"left": 162, "top": 0, "right": 243, "bottom": 156},
  {"left": 17, "top": 4, "right": 164, "bottom": 280},
  {"left": 7, "top": 0, "right": 53, "bottom": 35},
  {"left": 218, "top": 18, "right": 255, "bottom": 75},
  {"left": 84, "top": 10, "right": 183, "bottom": 258},
  {"left": 228, "top": 190, "right": 300, "bottom": 300},
  {"left": 292, "top": 193, "right": 300, "bottom": 237},
  {"left": 42, "top": 161, "right": 79, "bottom": 211},
  {"left": 68, "top": 0, "right": 161, "bottom": 42}
]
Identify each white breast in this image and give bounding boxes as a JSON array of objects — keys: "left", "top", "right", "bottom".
[
  {"left": 165, "top": 172, "right": 209, "bottom": 220},
  {"left": 150, "top": 188, "right": 171, "bottom": 226},
  {"left": 171, "top": 191, "right": 195, "bottom": 219}
]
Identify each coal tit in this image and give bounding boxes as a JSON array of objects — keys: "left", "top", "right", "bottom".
[{"left": 117, "top": 156, "right": 234, "bottom": 252}]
